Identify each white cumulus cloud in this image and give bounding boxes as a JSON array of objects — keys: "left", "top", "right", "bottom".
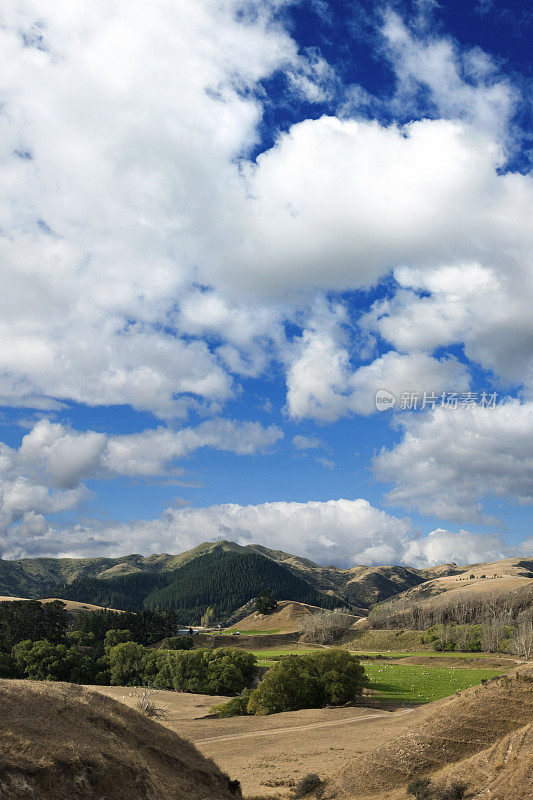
[{"left": 374, "top": 400, "right": 533, "bottom": 523}]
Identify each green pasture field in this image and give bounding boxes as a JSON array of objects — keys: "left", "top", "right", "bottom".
[
  {"left": 348, "top": 650, "right": 502, "bottom": 659},
  {"left": 247, "top": 646, "right": 506, "bottom": 701},
  {"left": 362, "top": 662, "right": 505, "bottom": 703},
  {"left": 203, "top": 629, "right": 282, "bottom": 635}
]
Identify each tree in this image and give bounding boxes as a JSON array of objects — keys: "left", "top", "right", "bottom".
[
  {"left": 300, "top": 608, "right": 353, "bottom": 644},
  {"left": 247, "top": 650, "right": 366, "bottom": 715},
  {"left": 247, "top": 655, "right": 320, "bottom": 714},
  {"left": 512, "top": 610, "right": 533, "bottom": 659},
  {"left": 145, "top": 647, "right": 256, "bottom": 694},
  {"left": 12, "top": 640, "right": 94, "bottom": 683},
  {"left": 104, "top": 629, "right": 133, "bottom": 651},
  {"left": 255, "top": 590, "right": 277, "bottom": 615},
  {"left": 108, "top": 641, "right": 146, "bottom": 685},
  {"left": 201, "top": 606, "right": 216, "bottom": 627}
]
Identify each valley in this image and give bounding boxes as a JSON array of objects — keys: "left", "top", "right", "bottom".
[{"left": 1, "top": 545, "right": 531, "bottom": 799}]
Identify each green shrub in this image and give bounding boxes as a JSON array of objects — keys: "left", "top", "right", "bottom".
[
  {"left": 159, "top": 636, "right": 194, "bottom": 650},
  {"left": 210, "top": 690, "right": 252, "bottom": 717},
  {"left": 407, "top": 777, "right": 467, "bottom": 800},
  {"left": 247, "top": 649, "right": 366, "bottom": 715},
  {"left": 407, "top": 776, "right": 432, "bottom": 799}
]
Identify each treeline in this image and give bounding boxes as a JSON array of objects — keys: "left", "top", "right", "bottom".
[
  {"left": 368, "top": 587, "right": 533, "bottom": 630},
  {"left": 0, "top": 600, "right": 69, "bottom": 650},
  {"left": 2, "top": 636, "right": 257, "bottom": 695},
  {"left": 0, "top": 601, "right": 185, "bottom": 651},
  {"left": 0, "top": 599, "right": 258, "bottom": 694},
  {"left": 58, "top": 551, "right": 343, "bottom": 622}
]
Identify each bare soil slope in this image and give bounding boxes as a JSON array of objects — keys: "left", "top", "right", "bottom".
[
  {"left": 0, "top": 679, "right": 240, "bottom": 800},
  {"left": 432, "top": 722, "right": 532, "bottom": 800},
  {"left": 327, "top": 663, "right": 533, "bottom": 799},
  {"left": 93, "top": 686, "right": 422, "bottom": 798},
  {"left": 235, "top": 600, "right": 359, "bottom": 632}
]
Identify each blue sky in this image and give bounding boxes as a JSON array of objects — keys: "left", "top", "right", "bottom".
[{"left": 0, "top": 0, "right": 531, "bottom": 566}]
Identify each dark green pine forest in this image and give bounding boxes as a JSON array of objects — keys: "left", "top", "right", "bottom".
[{"left": 57, "top": 551, "right": 343, "bottom": 623}]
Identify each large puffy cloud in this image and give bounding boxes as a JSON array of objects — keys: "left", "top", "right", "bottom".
[
  {"left": 0, "top": 1, "right": 531, "bottom": 419},
  {"left": 0, "top": 0, "right": 304, "bottom": 415},
  {"left": 403, "top": 528, "right": 512, "bottom": 569},
  {"left": 223, "top": 115, "right": 531, "bottom": 299},
  {"left": 1, "top": 497, "right": 414, "bottom": 562},
  {"left": 0, "top": 496, "right": 526, "bottom": 567},
  {"left": 374, "top": 400, "right": 533, "bottom": 523}
]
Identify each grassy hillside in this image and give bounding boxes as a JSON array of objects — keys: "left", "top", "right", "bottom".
[
  {"left": 369, "top": 558, "right": 533, "bottom": 629},
  {"left": 431, "top": 723, "right": 532, "bottom": 800},
  {"left": 0, "top": 540, "right": 440, "bottom": 609},
  {"left": 56, "top": 550, "right": 344, "bottom": 622},
  {"left": 386, "top": 557, "right": 533, "bottom": 606},
  {"left": 0, "top": 679, "right": 240, "bottom": 800},
  {"left": 328, "top": 663, "right": 533, "bottom": 799},
  {"left": 2, "top": 545, "right": 531, "bottom": 621},
  {"left": 232, "top": 600, "right": 358, "bottom": 633}
]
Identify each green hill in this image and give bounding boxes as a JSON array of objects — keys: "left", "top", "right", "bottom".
[
  {"left": 55, "top": 550, "right": 344, "bottom": 623},
  {"left": 0, "top": 539, "right": 488, "bottom": 616}
]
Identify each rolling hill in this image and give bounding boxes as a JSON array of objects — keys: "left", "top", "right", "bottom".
[
  {"left": 0, "top": 596, "right": 125, "bottom": 613},
  {"left": 369, "top": 557, "right": 533, "bottom": 628},
  {"left": 231, "top": 599, "right": 360, "bottom": 632},
  {"left": 1, "top": 543, "right": 531, "bottom": 625},
  {"left": 0, "top": 679, "right": 241, "bottom": 800},
  {"left": 327, "top": 663, "right": 533, "bottom": 800},
  {"left": 386, "top": 557, "right": 533, "bottom": 605},
  {"left": 0, "top": 539, "right": 455, "bottom": 609},
  {"left": 55, "top": 550, "right": 344, "bottom": 623}
]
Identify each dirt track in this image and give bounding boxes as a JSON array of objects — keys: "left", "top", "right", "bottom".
[
  {"left": 92, "top": 687, "right": 426, "bottom": 797},
  {"left": 196, "top": 707, "right": 414, "bottom": 744}
]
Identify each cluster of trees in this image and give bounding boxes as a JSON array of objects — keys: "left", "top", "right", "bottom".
[
  {"left": 255, "top": 590, "right": 277, "bottom": 615},
  {"left": 0, "top": 600, "right": 69, "bottom": 650},
  {"left": 299, "top": 608, "right": 354, "bottom": 644},
  {"left": 1, "top": 619, "right": 257, "bottom": 695},
  {"left": 369, "top": 591, "right": 533, "bottom": 657},
  {"left": 57, "top": 551, "right": 343, "bottom": 622},
  {"left": 421, "top": 620, "right": 521, "bottom": 653},
  {"left": 74, "top": 607, "right": 184, "bottom": 645},
  {"left": 110, "top": 642, "right": 257, "bottom": 694},
  {"left": 369, "top": 590, "right": 532, "bottom": 632},
  {"left": 212, "top": 649, "right": 366, "bottom": 716}
]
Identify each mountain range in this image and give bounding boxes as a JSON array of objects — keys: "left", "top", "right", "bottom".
[{"left": 0, "top": 539, "right": 466, "bottom": 622}]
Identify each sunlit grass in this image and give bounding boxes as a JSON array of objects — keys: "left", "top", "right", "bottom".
[
  {"left": 249, "top": 647, "right": 506, "bottom": 700},
  {"left": 361, "top": 662, "right": 504, "bottom": 703}
]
